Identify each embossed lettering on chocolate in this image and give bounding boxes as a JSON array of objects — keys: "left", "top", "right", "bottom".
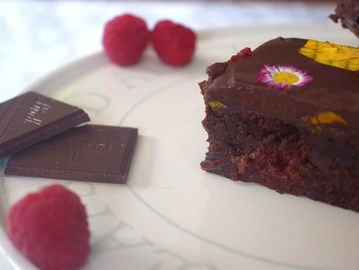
[
  {"left": 5, "top": 125, "right": 138, "bottom": 183},
  {"left": 200, "top": 37, "right": 359, "bottom": 212},
  {"left": 0, "top": 92, "right": 90, "bottom": 159}
]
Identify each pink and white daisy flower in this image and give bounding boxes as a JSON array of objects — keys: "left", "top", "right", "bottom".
[{"left": 257, "top": 65, "right": 313, "bottom": 89}]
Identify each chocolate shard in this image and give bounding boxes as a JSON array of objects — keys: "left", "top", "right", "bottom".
[
  {"left": 0, "top": 91, "right": 90, "bottom": 159},
  {"left": 5, "top": 125, "right": 138, "bottom": 184}
]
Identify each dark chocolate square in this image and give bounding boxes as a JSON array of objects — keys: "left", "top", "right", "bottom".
[
  {"left": 0, "top": 91, "right": 90, "bottom": 159},
  {"left": 5, "top": 125, "right": 138, "bottom": 184}
]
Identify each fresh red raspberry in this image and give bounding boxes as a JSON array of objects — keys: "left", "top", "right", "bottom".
[
  {"left": 229, "top": 47, "right": 252, "bottom": 62},
  {"left": 152, "top": 20, "right": 196, "bottom": 66},
  {"left": 103, "top": 14, "right": 150, "bottom": 66},
  {"left": 7, "top": 184, "right": 90, "bottom": 270}
]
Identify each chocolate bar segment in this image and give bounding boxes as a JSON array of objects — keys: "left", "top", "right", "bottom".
[
  {"left": 5, "top": 125, "right": 138, "bottom": 184},
  {"left": 0, "top": 92, "right": 90, "bottom": 159}
]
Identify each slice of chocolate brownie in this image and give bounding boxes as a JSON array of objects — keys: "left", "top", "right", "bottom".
[
  {"left": 330, "top": 0, "right": 359, "bottom": 38},
  {"left": 200, "top": 37, "right": 359, "bottom": 212}
]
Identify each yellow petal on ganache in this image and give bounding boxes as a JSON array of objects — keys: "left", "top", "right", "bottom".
[
  {"left": 303, "top": 111, "right": 348, "bottom": 126},
  {"left": 208, "top": 101, "right": 227, "bottom": 109},
  {"left": 299, "top": 40, "right": 359, "bottom": 71}
]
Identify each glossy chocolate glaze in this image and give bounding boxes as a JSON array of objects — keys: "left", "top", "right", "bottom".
[{"left": 204, "top": 37, "right": 359, "bottom": 129}]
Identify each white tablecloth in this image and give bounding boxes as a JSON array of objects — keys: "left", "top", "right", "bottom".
[{"left": 0, "top": 1, "right": 335, "bottom": 269}]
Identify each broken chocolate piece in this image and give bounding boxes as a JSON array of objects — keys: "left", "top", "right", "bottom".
[
  {"left": 0, "top": 92, "right": 90, "bottom": 159},
  {"left": 5, "top": 125, "right": 138, "bottom": 184}
]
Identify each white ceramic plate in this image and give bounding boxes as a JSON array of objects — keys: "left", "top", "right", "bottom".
[{"left": 0, "top": 25, "right": 358, "bottom": 270}]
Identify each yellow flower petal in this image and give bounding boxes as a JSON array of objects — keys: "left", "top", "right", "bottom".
[
  {"left": 209, "top": 101, "right": 226, "bottom": 109},
  {"left": 299, "top": 40, "right": 359, "bottom": 71},
  {"left": 303, "top": 111, "right": 347, "bottom": 126}
]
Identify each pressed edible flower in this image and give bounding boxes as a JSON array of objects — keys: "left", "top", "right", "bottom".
[{"left": 257, "top": 65, "right": 313, "bottom": 89}]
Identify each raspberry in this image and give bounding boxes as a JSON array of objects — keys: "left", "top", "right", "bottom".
[
  {"left": 229, "top": 47, "right": 252, "bottom": 62},
  {"left": 7, "top": 184, "right": 90, "bottom": 270},
  {"left": 103, "top": 14, "right": 150, "bottom": 66},
  {"left": 152, "top": 20, "right": 196, "bottom": 66}
]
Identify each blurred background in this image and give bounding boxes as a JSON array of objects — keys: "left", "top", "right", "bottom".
[{"left": 0, "top": 0, "right": 338, "bottom": 101}]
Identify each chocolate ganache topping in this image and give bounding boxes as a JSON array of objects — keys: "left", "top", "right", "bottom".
[{"left": 205, "top": 37, "right": 359, "bottom": 128}]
